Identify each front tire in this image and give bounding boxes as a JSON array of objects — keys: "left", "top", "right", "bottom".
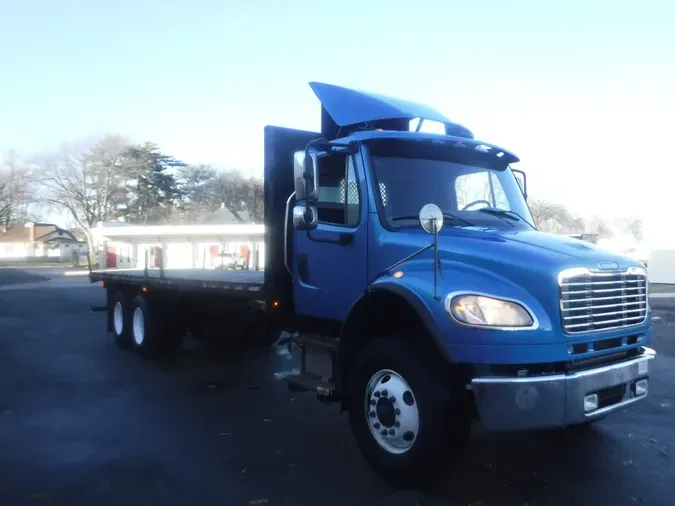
[{"left": 347, "top": 337, "right": 470, "bottom": 486}]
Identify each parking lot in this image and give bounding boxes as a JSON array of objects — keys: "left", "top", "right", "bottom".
[{"left": 0, "top": 267, "right": 673, "bottom": 506}]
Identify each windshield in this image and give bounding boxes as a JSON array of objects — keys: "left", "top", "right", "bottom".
[{"left": 367, "top": 139, "right": 534, "bottom": 229}]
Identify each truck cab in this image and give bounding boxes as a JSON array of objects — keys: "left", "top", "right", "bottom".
[{"left": 263, "top": 82, "right": 655, "bottom": 484}]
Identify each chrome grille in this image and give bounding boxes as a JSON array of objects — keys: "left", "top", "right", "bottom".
[{"left": 559, "top": 267, "right": 648, "bottom": 334}]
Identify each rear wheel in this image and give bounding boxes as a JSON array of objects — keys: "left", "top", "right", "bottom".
[
  {"left": 111, "top": 291, "right": 132, "bottom": 349},
  {"left": 347, "top": 337, "right": 471, "bottom": 486},
  {"left": 131, "top": 294, "right": 168, "bottom": 359},
  {"left": 249, "top": 318, "right": 279, "bottom": 347}
]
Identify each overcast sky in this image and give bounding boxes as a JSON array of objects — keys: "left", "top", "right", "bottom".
[{"left": 1, "top": 0, "right": 673, "bottom": 224}]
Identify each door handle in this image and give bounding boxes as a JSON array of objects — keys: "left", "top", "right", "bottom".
[{"left": 307, "top": 231, "right": 354, "bottom": 246}]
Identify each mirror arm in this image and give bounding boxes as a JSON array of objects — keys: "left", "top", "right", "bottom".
[
  {"left": 370, "top": 242, "right": 434, "bottom": 283},
  {"left": 511, "top": 168, "right": 527, "bottom": 198},
  {"left": 433, "top": 222, "right": 440, "bottom": 300},
  {"left": 284, "top": 191, "right": 296, "bottom": 280}
]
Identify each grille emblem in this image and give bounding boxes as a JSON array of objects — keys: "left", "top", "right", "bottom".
[{"left": 597, "top": 261, "right": 619, "bottom": 271}]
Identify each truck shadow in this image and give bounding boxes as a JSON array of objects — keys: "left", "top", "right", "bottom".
[
  {"left": 152, "top": 333, "right": 284, "bottom": 394},
  {"left": 431, "top": 424, "right": 628, "bottom": 505},
  {"left": 142, "top": 336, "right": 640, "bottom": 505}
]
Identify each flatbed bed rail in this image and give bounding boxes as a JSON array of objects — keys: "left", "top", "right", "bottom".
[{"left": 89, "top": 268, "right": 264, "bottom": 296}]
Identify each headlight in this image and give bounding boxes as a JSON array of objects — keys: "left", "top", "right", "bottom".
[{"left": 446, "top": 294, "right": 535, "bottom": 328}]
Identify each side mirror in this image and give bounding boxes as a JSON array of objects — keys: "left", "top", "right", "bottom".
[
  {"left": 512, "top": 168, "right": 527, "bottom": 200},
  {"left": 293, "top": 149, "right": 319, "bottom": 202},
  {"left": 419, "top": 203, "right": 444, "bottom": 234},
  {"left": 292, "top": 204, "right": 318, "bottom": 231}
]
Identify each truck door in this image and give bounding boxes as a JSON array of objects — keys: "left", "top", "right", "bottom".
[{"left": 293, "top": 150, "right": 368, "bottom": 321}]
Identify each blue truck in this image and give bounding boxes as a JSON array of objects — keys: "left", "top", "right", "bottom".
[{"left": 90, "top": 82, "right": 655, "bottom": 485}]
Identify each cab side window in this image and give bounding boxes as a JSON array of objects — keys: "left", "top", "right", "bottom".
[{"left": 316, "top": 154, "right": 360, "bottom": 226}]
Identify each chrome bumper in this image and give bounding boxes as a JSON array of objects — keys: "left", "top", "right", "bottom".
[{"left": 471, "top": 347, "right": 656, "bottom": 431}]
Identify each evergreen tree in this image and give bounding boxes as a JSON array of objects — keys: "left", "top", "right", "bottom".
[{"left": 124, "top": 142, "right": 184, "bottom": 224}]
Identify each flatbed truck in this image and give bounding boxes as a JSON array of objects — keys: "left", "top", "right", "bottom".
[{"left": 90, "top": 82, "right": 655, "bottom": 485}]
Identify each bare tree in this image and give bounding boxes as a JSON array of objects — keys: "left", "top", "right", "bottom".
[
  {"left": 587, "top": 216, "right": 613, "bottom": 239},
  {"left": 529, "top": 199, "right": 585, "bottom": 233},
  {"left": 35, "top": 135, "right": 131, "bottom": 255},
  {"left": 630, "top": 218, "right": 644, "bottom": 241},
  {"left": 208, "top": 169, "right": 263, "bottom": 222},
  {"left": 611, "top": 216, "right": 640, "bottom": 238},
  {"left": 0, "top": 150, "right": 35, "bottom": 226}
]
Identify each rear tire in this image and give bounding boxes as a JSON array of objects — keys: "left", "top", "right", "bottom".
[
  {"left": 111, "top": 291, "right": 132, "bottom": 350},
  {"left": 249, "top": 318, "right": 279, "bottom": 347},
  {"left": 130, "top": 294, "right": 168, "bottom": 360},
  {"left": 347, "top": 337, "right": 471, "bottom": 486}
]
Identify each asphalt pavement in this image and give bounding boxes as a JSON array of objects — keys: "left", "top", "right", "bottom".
[{"left": 0, "top": 267, "right": 673, "bottom": 506}]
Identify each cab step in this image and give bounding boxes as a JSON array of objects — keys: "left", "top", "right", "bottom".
[
  {"left": 275, "top": 370, "right": 338, "bottom": 401},
  {"left": 290, "top": 333, "right": 339, "bottom": 353}
]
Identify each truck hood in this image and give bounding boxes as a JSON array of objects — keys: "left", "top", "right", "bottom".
[
  {"left": 454, "top": 227, "right": 625, "bottom": 268},
  {"left": 376, "top": 226, "right": 639, "bottom": 300}
]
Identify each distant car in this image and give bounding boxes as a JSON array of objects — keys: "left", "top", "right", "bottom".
[{"left": 216, "top": 252, "right": 247, "bottom": 270}]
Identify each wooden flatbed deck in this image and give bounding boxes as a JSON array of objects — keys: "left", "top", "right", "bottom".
[{"left": 89, "top": 268, "right": 265, "bottom": 295}]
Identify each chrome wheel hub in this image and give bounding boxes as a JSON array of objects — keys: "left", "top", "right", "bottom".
[{"left": 365, "top": 369, "right": 419, "bottom": 454}]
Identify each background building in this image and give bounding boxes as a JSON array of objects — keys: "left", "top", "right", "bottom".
[
  {"left": 0, "top": 223, "right": 88, "bottom": 262},
  {"left": 90, "top": 222, "right": 265, "bottom": 270}
]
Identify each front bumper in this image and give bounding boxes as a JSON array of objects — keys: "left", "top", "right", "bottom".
[{"left": 471, "top": 347, "right": 656, "bottom": 431}]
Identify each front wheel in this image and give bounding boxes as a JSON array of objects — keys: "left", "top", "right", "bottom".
[{"left": 347, "top": 337, "right": 471, "bottom": 486}]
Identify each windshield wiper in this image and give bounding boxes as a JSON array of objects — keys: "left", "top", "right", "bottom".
[
  {"left": 391, "top": 212, "right": 473, "bottom": 227},
  {"left": 476, "top": 207, "right": 535, "bottom": 229}
]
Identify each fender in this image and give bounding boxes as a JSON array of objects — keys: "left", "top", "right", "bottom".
[{"left": 338, "top": 279, "right": 455, "bottom": 404}]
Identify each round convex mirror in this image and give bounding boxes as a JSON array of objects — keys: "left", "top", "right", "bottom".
[{"left": 419, "top": 203, "right": 444, "bottom": 234}]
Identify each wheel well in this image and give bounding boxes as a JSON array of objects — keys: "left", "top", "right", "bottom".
[{"left": 338, "top": 289, "right": 450, "bottom": 408}]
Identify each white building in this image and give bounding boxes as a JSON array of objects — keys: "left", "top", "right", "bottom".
[
  {"left": 90, "top": 222, "right": 265, "bottom": 270},
  {"left": 0, "top": 223, "right": 88, "bottom": 262}
]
